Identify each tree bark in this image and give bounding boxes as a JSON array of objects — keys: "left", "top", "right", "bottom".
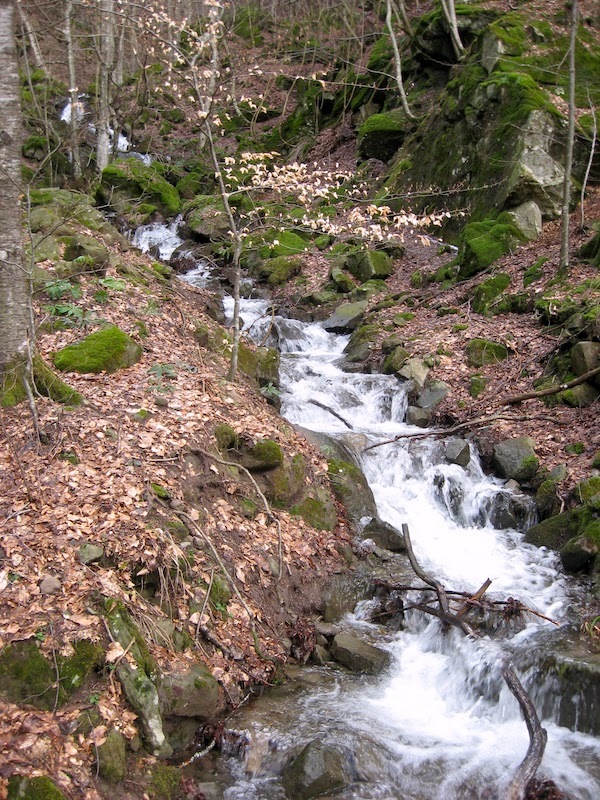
[
  {"left": 439, "top": 0, "right": 465, "bottom": 59},
  {"left": 64, "top": 0, "right": 81, "bottom": 179},
  {"left": 559, "top": 0, "right": 578, "bottom": 272},
  {"left": 0, "top": 0, "right": 31, "bottom": 377},
  {"left": 96, "top": 0, "right": 115, "bottom": 172},
  {"left": 385, "top": 0, "right": 415, "bottom": 120}
]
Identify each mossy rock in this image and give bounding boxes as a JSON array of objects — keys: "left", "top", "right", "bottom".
[
  {"left": 573, "top": 477, "right": 600, "bottom": 504},
  {"left": 215, "top": 423, "right": 239, "bottom": 451},
  {"left": 158, "top": 663, "right": 223, "bottom": 720},
  {"left": 261, "top": 453, "right": 306, "bottom": 505},
  {"left": 525, "top": 505, "right": 593, "bottom": 551},
  {"left": 0, "top": 638, "right": 103, "bottom": 710},
  {"left": 457, "top": 215, "right": 524, "bottom": 278},
  {"left": 381, "top": 333, "right": 405, "bottom": 354},
  {"left": 560, "top": 521, "right": 600, "bottom": 573},
  {"left": 559, "top": 382, "right": 600, "bottom": 408},
  {"left": 183, "top": 195, "right": 230, "bottom": 241},
  {"left": 240, "top": 439, "right": 284, "bottom": 471},
  {"left": 59, "top": 233, "right": 110, "bottom": 275},
  {"left": 8, "top": 776, "right": 67, "bottom": 800},
  {"left": 97, "top": 728, "right": 127, "bottom": 783},
  {"left": 328, "top": 458, "right": 376, "bottom": 523},
  {"left": 357, "top": 109, "right": 413, "bottom": 161},
  {"left": 344, "top": 324, "right": 380, "bottom": 363},
  {"left": 471, "top": 273, "right": 511, "bottom": 315},
  {"left": 98, "top": 158, "right": 181, "bottom": 217},
  {"left": 149, "top": 764, "right": 181, "bottom": 800},
  {"left": 535, "top": 479, "right": 562, "bottom": 520},
  {"left": 53, "top": 325, "right": 142, "bottom": 374},
  {"left": 330, "top": 265, "right": 355, "bottom": 293},
  {"left": 469, "top": 373, "right": 487, "bottom": 398},
  {"left": 466, "top": 338, "right": 508, "bottom": 367},
  {"left": 237, "top": 343, "right": 280, "bottom": 388},
  {"left": 346, "top": 250, "right": 393, "bottom": 282},
  {"left": 382, "top": 346, "right": 410, "bottom": 375},
  {"left": 291, "top": 487, "right": 337, "bottom": 531},
  {"left": 253, "top": 255, "right": 303, "bottom": 286},
  {"left": 493, "top": 436, "right": 538, "bottom": 482}
]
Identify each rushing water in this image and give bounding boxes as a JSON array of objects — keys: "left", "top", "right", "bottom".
[{"left": 210, "top": 295, "right": 600, "bottom": 800}]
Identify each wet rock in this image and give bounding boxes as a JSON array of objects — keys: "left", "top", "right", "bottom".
[
  {"left": 158, "top": 664, "right": 224, "bottom": 720},
  {"left": 362, "top": 519, "right": 405, "bottom": 553},
  {"left": 405, "top": 406, "right": 431, "bottom": 427},
  {"left": 328, "top": 458, "right": 377, "bottom": 525},
  {"left": 535, "top": 479, "right": 562, "bottom": 520},
  {"left": 560, "top": 532, "right": 599, "bottom": 573},
  {"left": 282, "top": 739, "right": 353, "bottom": 800},
  {"left": 382, "top": 346, "right": 410, "bottom": 375},
  {"left": 481, "top": 490, "right": 534, "bottom": 531},
  {"left": 310, "top": 644, "right": 333, "bottom": 666},
  {"left": 534, "top": 649, "right": 600, "bottom": 736},
  {"left": 322, "top": 301, "right": 368, "bottom": 333},
  {"left": 417, "top": 380, "right": 449, "bottom": 409},
  {"left": 39, "top": 574, "right": 61, "bottom": 594},
  {"left": 444, "top": 437, "right": 470, "bottom": 468},
  {"left": 321, "top": 574, "right": 374, "bottom": 622},
  {"left": 330, "top": 632, "right": 391, "bottom": 674},
  {"left": 493, "top": 436, "right": 538, "bottom": 483}
]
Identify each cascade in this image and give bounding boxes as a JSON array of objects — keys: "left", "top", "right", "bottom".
[{"left": 132, "top": 227, "right": 600, "bottom": 800}]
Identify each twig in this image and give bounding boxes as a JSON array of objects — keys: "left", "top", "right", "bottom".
[
  {"left": 456, "top": 578, "right": 492, "bottom": 618},
  {"left": 501, "top": 660, "right": 548, "bottom": 800},
  {"left": 308, "top": 399, "right": 353, "bottom": 429}
]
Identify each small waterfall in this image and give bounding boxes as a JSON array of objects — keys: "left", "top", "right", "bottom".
[
  {"left": 131, "top": 216, "right": 184, "bottom": 261},
  {"left": 218, "top": 296, "right": 600, "bottom": 800}
]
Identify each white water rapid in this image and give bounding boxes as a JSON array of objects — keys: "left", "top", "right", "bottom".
[{"left": 217, "top": 296, "right": 600, "bottom": 800}]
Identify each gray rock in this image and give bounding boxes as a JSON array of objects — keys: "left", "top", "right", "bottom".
[
  {"left": 560, "top": 534, "right": 599, "bottom": 573},
  {"left": 321, "top": 575, "right": 374, "bottom": 622},
  {"left": 417, "top": 380, "right": 449, "bottom": 409},
  {"left": 525, "top": 506, "right": 592, "bottom": 551},
  {"left": 505, "top": 110, "right": 566, "bottom": 219},
  {"left": 492, "top": 436, "right": 538, "bottom": 482},
  {"left": 481, "top": 490, "right": 535, "bottom": 531},
  {"left": 505, "top": 200, "right": 542, "bottom": 241},
  {"left": 362, "top": 519, "right": 406, "bottom": 552},
  {"left": 405, "top": 406, "right": 431, "bottom": 427},
  {"left": 117, "top": 662, "right": 172, "bottom": 757},
  {"left": 444, "top": 437, "right": 471, "bottom": 467},
  {"left": 310, "top": 644, "right": 333, "bottom": 666},
  {"left": 398, "top": 358, "right": 430, "bottom": 388},
  {"left": 39, "top": 574, "right": 61, "bottom": 595},
  {"left": 97, "top": 728, "right": 127, "bottom": 782},
  {"left": 481, "top": 32, "right": 506, "bottom": 74},
  {"left": 328, "top": 458, "right": 378, "bottom": 525},
  {"left": 282, "top": 739, "right": 353, "bottom": 800},
  {"left": 382, "top": 346, "right": 410, "bottom": 375},
  {"left": 346, "top": 249, "right": 393, "bottom": 282},
  {"left": 330, "top": 632, "right": 392, "bottom": 674},
  {"left": 158, "top": 664, "right": 224, "bottom": 720},
  {"left": 78, "top": 542, "right": 104, "bottom": 565},
  {"left": 571, "top": 341, "right": 600, "bottom": 383},
  {"left": 322, "top": 301, "right": 368, "bottom": 333}
]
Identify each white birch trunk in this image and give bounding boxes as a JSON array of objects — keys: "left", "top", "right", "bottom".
[
  {"left": 0, "top": 0, "right": 31, "bottom": 372},
  {"left": 96, "top": 0, "right": 114, "bottom": 173}
]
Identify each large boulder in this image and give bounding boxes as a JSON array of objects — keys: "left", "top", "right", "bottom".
[
  {"left": 158, "top": 664, "right": 225, "bottom": 720},
  {"left": 98, "top": 157, "right": 181, "bottom": 217},
  {"left": 416, "top": 380, "right": 449, "bottom": 409},
  {"left": 492, "top": 436, "right": 538, "bottom": 483},
  {"left": 504, "top": 200, "right": 542, "bottom": 240},
  {"left": 357, "top": 109, "right": 413, "bottom": 161},
  {"left": 362, "top": 518, "right": 406, "bottom": 552},
  {"left": 321, "top": 574, "right": 375, "bottom": 622},
  {"left": 571, "top": 341, "right": 600, "bottom": 386},
  {"left": 328, "top": 458, "right": 378, "bottom": 524},
  {"left": 525, "top": 505, "right": 593, "bottom": 551},
  {"left": 346, "top": 250, "right": 393, "bottom": 282}
]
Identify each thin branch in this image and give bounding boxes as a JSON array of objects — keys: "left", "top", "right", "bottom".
[{"left": 505, "top": 366, "right": 600, "bottom": 405}]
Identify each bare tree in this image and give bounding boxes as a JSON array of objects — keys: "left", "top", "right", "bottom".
[
  {"left": 0, "top": 0, "right": 32, "bottom": 385},
  {"left": 96, "top": 0, "right": 115, "bottom": 172},
  {"left": 439, "top": 0, "right": 464, "bottom": 60},
  {"left": 385, "top": 0, "right": 415, "bottom": 120},
  {"left": 559, "top": 0, "right": 578, "bottom": 273}
]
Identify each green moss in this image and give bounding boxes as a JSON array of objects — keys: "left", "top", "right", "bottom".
[
  {"left": 1, "top": 355, "right": 83, "bottom": 407},
  {"left": 592, "top": 451, "right": 600, "bottom": 469},
  {"left": 457, "top": 214, "right": 524, "bottom": 278},
  {"left": 0, "top": 640, "right": 56, "bottom": 709},
  {"left": 208, "top": 574, "right": 231, "bottom": 613},
  {"left": 367, "top": 33, "right": 392, "bottom": 72},
  {"left": 566, "top": 442, "right": 585, "bottom": 455},
  {"left": 150, "top": 483, "right": 170, "bottom": 499},
  {"left": 471, "top": 273, "right": 511, "bottom": 315},
  {"left": 53, "top": 326, "right": 142, "bottom": 374},
  {"left": 523, "top": 257, "right": 547, "bottom": 287},
  {"left": 469, "top": 374, "right": 487, "bottom": 398},
  {"left": 8, "top": 776, "right": 67, "bottom": 800},
  {"left": 247, "top": 439, "right": 283, "bottom": 469},
  {"left": 328, "top": 459, "right": 363, "bottom": 501},
  {"left": 466, "top": 338, "right": 509, "bottom": 367},
  {"left": 574, "top": 477, "right": 600, "bottom": 503},
  {"left": 150, "top": 764, "right": 181, "bottom": 800},
  {"left": 357, "top": 109, "right": 413, "bottom": 161},
  {"left": 97, "top": 728, "right": 127, "bottom": 783},
  {"left": 291, "top": 490, "right": 336, "bottom": 531},
  {"left": 104, "top": 600, "right": 156, "bottom": 678},
  {"left": 254, "top": 255, "right": 303, "bottom": 286},
  {"left": 98, "top": 158, "right": 181, "bottom": 216}
]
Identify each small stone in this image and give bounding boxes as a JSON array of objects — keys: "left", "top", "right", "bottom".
[
  {"left": 154, "top": 395, "right": 169, "bottom": 407},
  {"left": 405, "top": 406, "right": 431, "bottom": 427},
  {"left": 39, "top": 574, "right": 61, "bottom": 594},
  {"left": 445, "top": 437, "right": 470, "bottom": 467},
  {"left": 78, "top": 542, "right": 104, "bottom": 565}
]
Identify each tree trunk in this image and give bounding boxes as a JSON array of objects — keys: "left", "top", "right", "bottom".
[
  {"left": 15, "top": 0, "right": 45, "bottom": 72},
  {"left": 64, "top": 0, "right": 81, "bottom": 179},
  {"left": 386, "top": 0, "right": 415, "bottom": 120},
  {"left": 0, "top": 0, "right": 31, "bottom": 378},
  {"left": 96, "top": 0, "right": 114, "bottom": 173},
  {"left": 439, "top": 0, "right": 464, "bottom": 59},
  {"left": 559, "top": 0, "right": 578, "bottom": 273}
]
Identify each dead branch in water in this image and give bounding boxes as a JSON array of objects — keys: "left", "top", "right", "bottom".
[{"left": 397, "top": 523, "right": 550, "bottom": 799}]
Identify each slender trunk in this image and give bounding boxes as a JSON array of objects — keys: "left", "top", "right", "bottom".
[
  {"left": 96, "top": 0, "right": 114, "bottom": 173},
  {"left": 580, "top": 96, "right": 596, "bottom": 230},
  {"left": 439, "top": 0, "right": 464, "bottom": 59},
  {"left": 386, "top": 0, "right": 415, "bottom": 120},
  {"left": 15, "top": 0, "right": 45, "bottom": 72},
  {"left": 0, "top": 0, "right": 31, "bottom": 375},
  {"left": 559, "top": 0, "right": 578, "bottom": 273},
  {"left": 64, "top": 0, "right": 81, "bottom": 178},
  {"left": 395, "top": 0, "right": 413, "bottom": 38}
]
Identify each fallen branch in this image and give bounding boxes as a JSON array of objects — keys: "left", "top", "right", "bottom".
[
  {"left": 308, "top": 399, "right": 353, "bottom": 429},
  {"left": 505, "top": 366, "right": 600, "bottom": 405},
  {"left": 502, "top": 660, "right": 548, "bottom": 800}
]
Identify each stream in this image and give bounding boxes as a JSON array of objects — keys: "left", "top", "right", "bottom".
[{"left": 136, "top": 223, "right": 600, "bottom": 800}]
